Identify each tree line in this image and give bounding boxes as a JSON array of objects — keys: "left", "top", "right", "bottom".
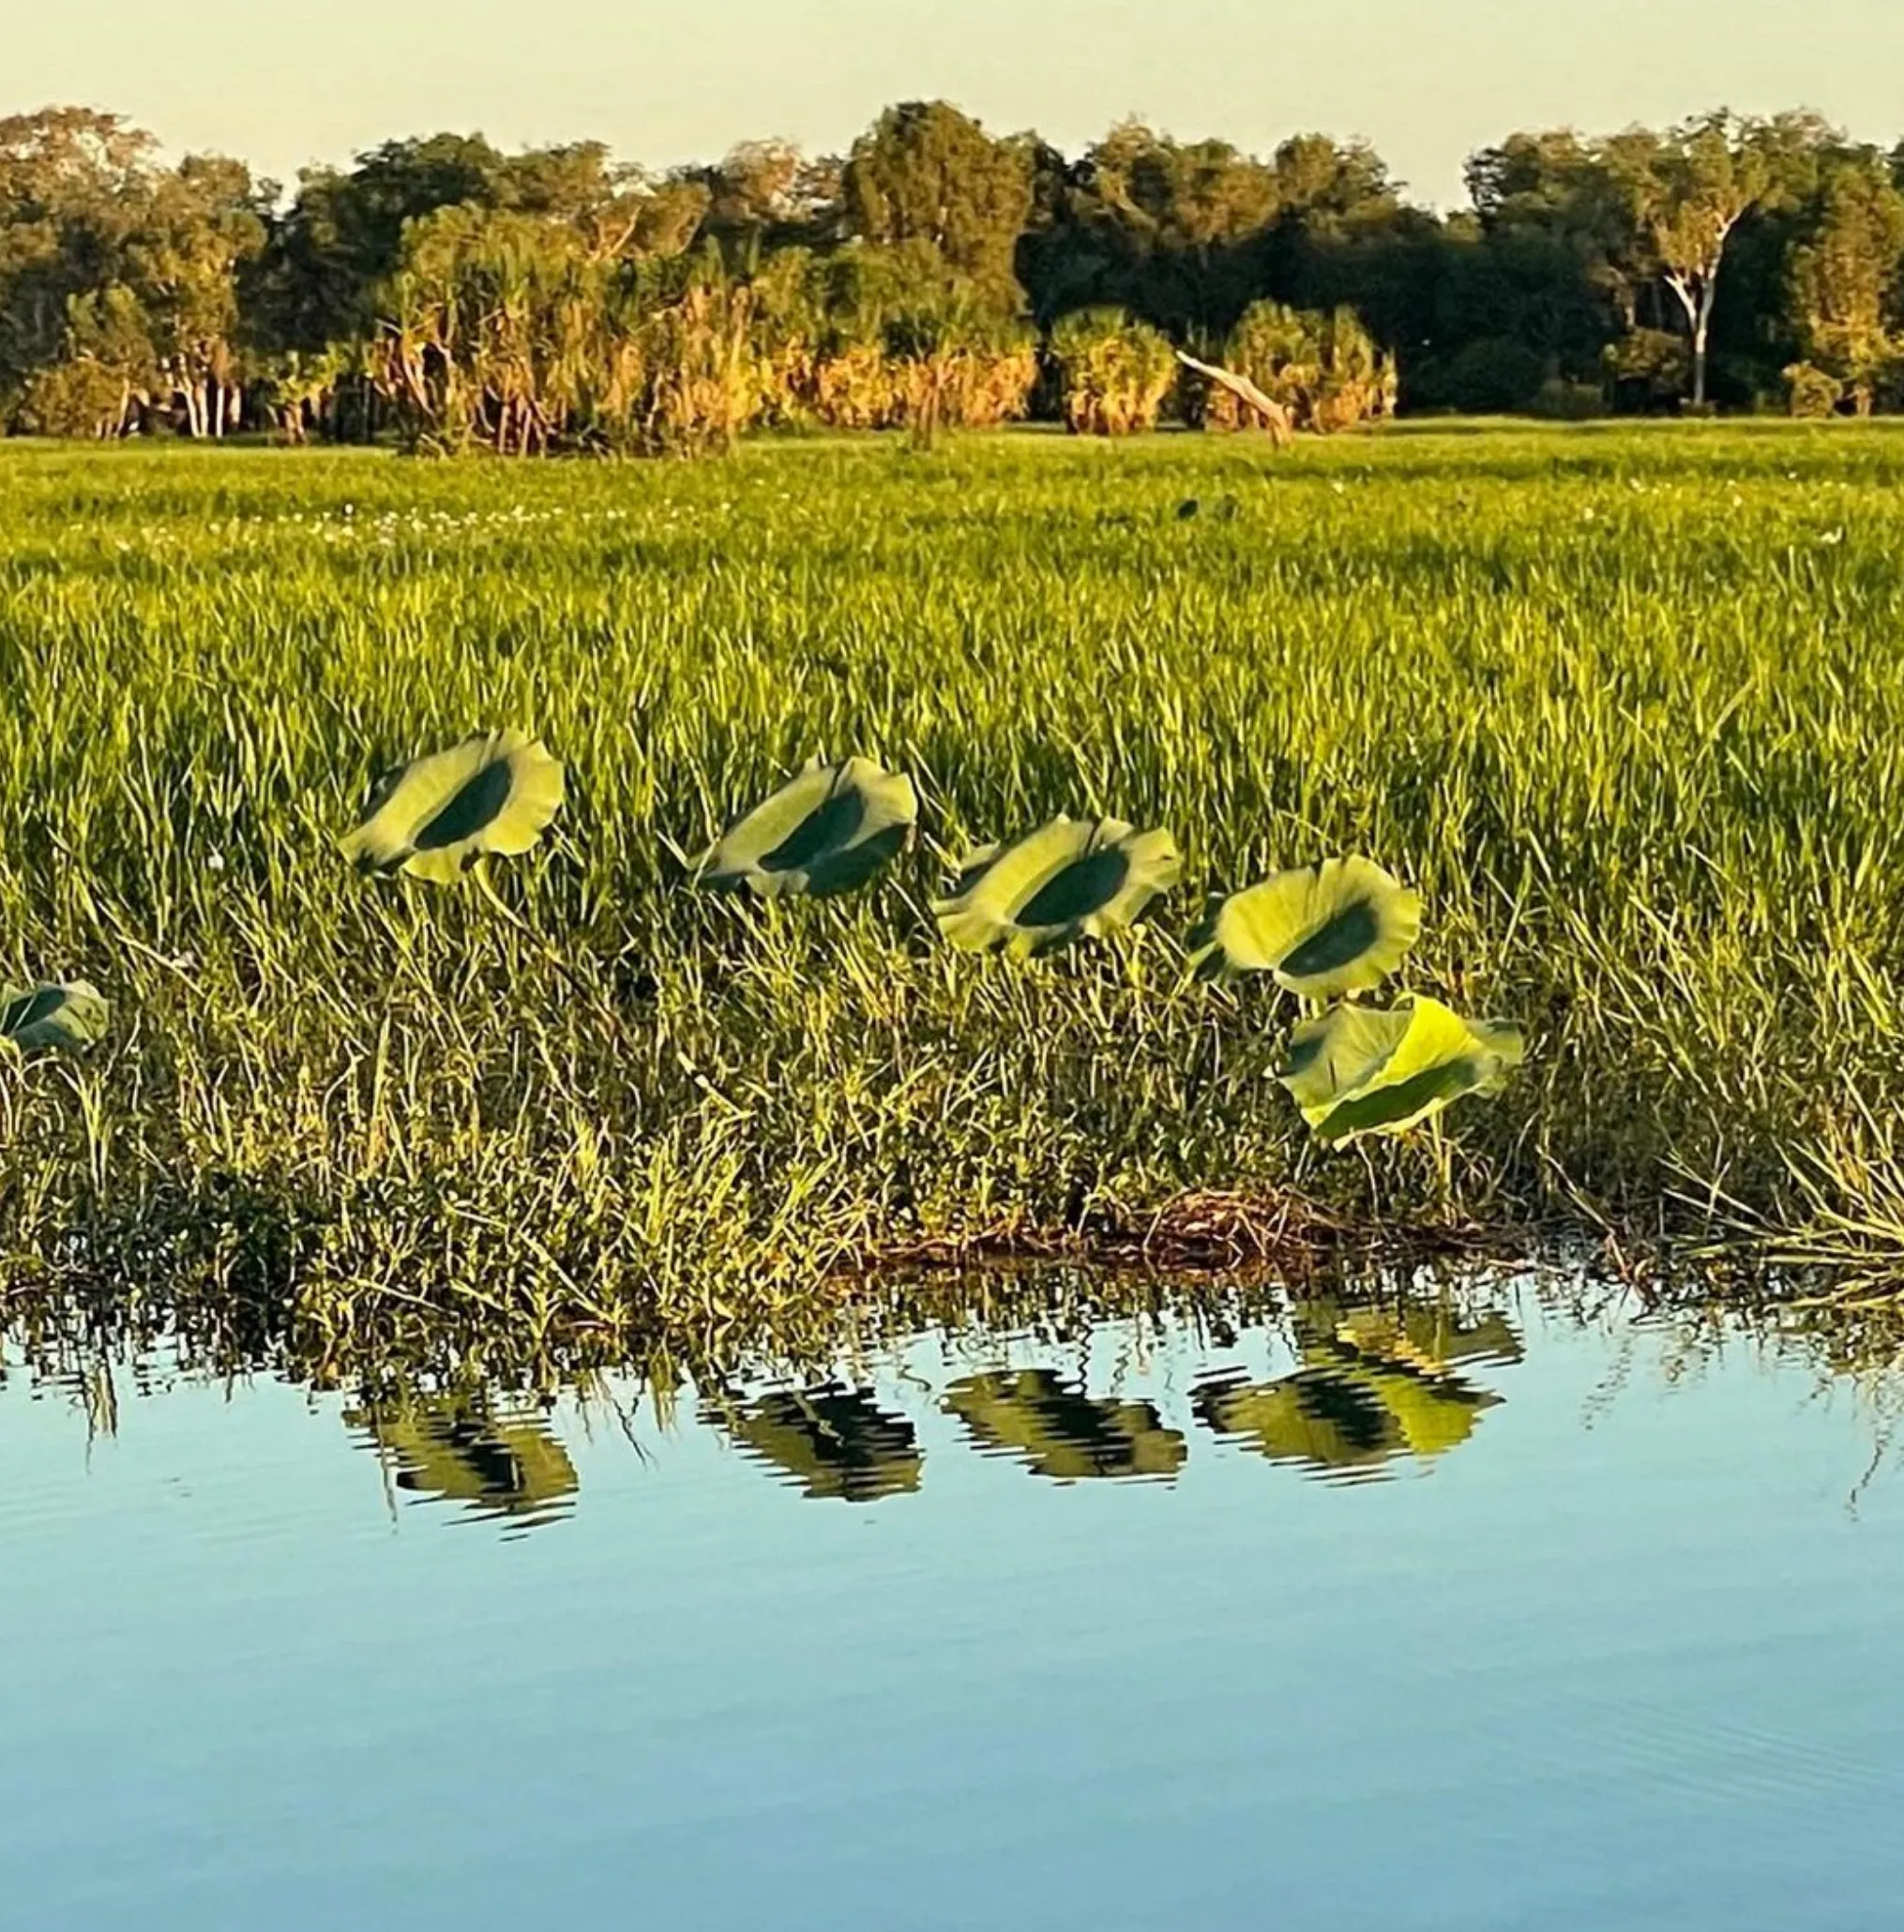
[{"left": 3, "top": 98, "right": 1902, "bottom": 448}]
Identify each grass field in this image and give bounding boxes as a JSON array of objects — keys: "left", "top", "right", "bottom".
[{"left": 5, "top": 420, "right": 1904, "bottom": 1359}]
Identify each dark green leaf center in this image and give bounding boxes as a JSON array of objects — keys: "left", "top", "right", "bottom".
[
  {"left": 2, "top": 987, "right": 66, "bottom": 1035},
  {"left": 761, "top": 789, "right": 865, "bottom": 872},
  {"left": 1282, "top": 898, "right": 1380, "bottom": 977},
  {"left": 414, "top": 760, "right": 514, "bottom": 851},
  {"left": 1317, "top": 1056, "right": 1483, "bottom": 1142},
  {"left": 1018, "top": 848, "right": 1129, "bottom": 928}
]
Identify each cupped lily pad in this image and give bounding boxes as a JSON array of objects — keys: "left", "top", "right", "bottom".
[
  {"left": 1, "top": 980, "right": 110, "bottom": 1053},
  {"left": 1277, "top": 993, "right": 1523, "bottom": 1144},
  {"left": 932, "top": 815, "right": 1181, "bottom": 958},
  {"left": 1188, "top": 855, "right": 1422, "bottom": 996},
  {"left": 695, "top": 756, "right": 916, "bottom": 898},
  {"left": 340, "top": 729, "right": 565, "bottom": 884}
]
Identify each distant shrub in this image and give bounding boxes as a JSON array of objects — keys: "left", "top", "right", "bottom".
[
  {"left": 1605, "top": 329, "right": 1689, "bottom": 412},
  {"left": 754, "top": 244, "right": 1038, "bottom": 437},
  {"left": 1050, "top": 308, "right": 1178, "bottom": 435},
  {"left": 16, "top": 358, "right": 134, "bottom": 439},
  {"left": 1199, "top": 301, "right": 1394, "bottom": 434},
  {"left": 1783, "top": 362, "right": 1844, "bottom": 419}
]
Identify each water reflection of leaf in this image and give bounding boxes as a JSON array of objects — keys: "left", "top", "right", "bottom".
[
  {"left": 716, "top": 1384, "right": 922, "bottom": 1502},
  {"left": 1194, "top": 1299, "right": 1517, "bottom": 1477},
  {"left": 1330, "top": 1304, "right": 1523, "bottom": 1376},
  {"left": 1195, "top": 1367, "right": 1405, "bottom": 1472},
  {"left": 944, "top": 1369, "right": 1187, "bottom": 1482},
  {"left": 345, "top": 1395, "right": 579, "bottom": 1528}
]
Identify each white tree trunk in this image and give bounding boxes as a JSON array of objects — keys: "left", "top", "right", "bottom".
[
  {"left": 1692, "top": 290, "right": 1715, "bottom": 408},
  {"left": 1662, "top": 273, "right": 1705, "bottom": 407}
]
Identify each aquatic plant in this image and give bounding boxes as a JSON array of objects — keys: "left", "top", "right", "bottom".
[
  {"left": 0, "top": 980, "right": 109, "bottom": 1053},
  {"left": 1194, "top": 1291, "right": 1515, "bottom": 1472},
  {"left": 1188, "top": 855, "right": 1422, "bottom": 994},
  {"left": 1278, "top": 995, "right": 1525, "bottom": 1145},
  {"left": 1187, "top": 853, "right": 1515, "bottom": 1147},
  {"left": 694, "top": 755, "right": 916, "bottom": 898},
  {"left": 345, "top": 1395, "right": 579, "bottom": 1528},
  {"left": 1195, "top": 1354, "right": 1496, "bottom": 1469},
  {"left": 340, "top": 728, "right": 565, "bottom": 883},
  {"left": 933, "top": 815, "right": 1181, "bottom": 957}
]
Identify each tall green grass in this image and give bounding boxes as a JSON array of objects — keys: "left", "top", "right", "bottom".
[{"left": 5, "top": 420, "right": 1904, "bottom": 1348}]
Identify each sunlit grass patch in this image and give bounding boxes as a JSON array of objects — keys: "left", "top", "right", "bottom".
[{"left": 4, "top": 420, "right": 1904, "bottom": 1348}]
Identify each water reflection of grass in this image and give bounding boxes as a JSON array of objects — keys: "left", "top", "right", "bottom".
[
  {"left": 9, "top": 1267, "right": 1903, "bottom": 1526},
  {"left": 8, "top": 430, "right": 1904, "bottom": 1337}
]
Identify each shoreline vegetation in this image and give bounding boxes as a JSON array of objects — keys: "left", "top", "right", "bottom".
[{"left": 6, "top": 423, "right": 1904, "bottom": 1363}]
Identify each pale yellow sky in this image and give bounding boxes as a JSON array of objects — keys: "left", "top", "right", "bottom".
[{"left": 13, "top": 1, "right": 1904, "bottom": 207}]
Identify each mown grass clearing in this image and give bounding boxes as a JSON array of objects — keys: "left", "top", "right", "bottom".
[{"left": 5, "top": 421, "right": 1904, "bottom": 1352}]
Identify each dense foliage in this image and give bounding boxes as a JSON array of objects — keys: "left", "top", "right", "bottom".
[{"left": 5, "top": 100, "right": 1904, "bottom": 445}]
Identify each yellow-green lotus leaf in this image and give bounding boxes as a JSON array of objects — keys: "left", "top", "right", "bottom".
[
  {"left": 932, "top": 816, "right": 1181, "bottom": 958},
  {"left": 1279, "top": 993, "right": 1523, "bottom": 1144},
  {"left": 340, "top": 728, "right": 564, "bottom": 884},
  {"left": 1, "top": 980, "right": 109, "bottom": 1053},
  {"left": 696, "top": 756, "right": 916, "bottom": 898},
  {"left": 1189, "top": 855, "right": 1422, "bottom": 994}
]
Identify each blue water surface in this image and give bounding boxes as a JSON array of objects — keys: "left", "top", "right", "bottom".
[{"left": 4, "top": 1291, "right": 1901, "bottom": 1932}]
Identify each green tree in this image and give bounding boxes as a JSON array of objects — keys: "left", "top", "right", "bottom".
[
  {"left": 841, "top": 101, "right": 1034, "bottom": 298},
  {"left": 0, "top": 108, "right": 156, "bottom": 419},
  {"left": 1089, "top": 121, "right": 1279, "bottom": 250},
  {"left": 1264, "top": 133, "right": 1428, "bottom": 357},
  {"left": 690, "top": 140, "right": 845, "bottom": 255},
  {"left": 1600, "top": 112, "right": 1809, "bottom": 407},
  {"left": 1786, "top": 150, "right": 1904, "bottom": 412},
  {"left": 132, "top": 153, "right": 268, "bottom": 435},
  {"left": 1057, "top": 121, "right": 1278, "bottom": 335},
  {"left": 1271, "top": 132, "right": 1400, "bottom": 238},
  {"left": 257, "top": 132, "right": 707, "bottom": 352},
  {"left": 261, "top": 132, "right": 512, "bottom": 354},
  {"left": 0, "top": 109, "right": 264, "bottom": 435}
]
